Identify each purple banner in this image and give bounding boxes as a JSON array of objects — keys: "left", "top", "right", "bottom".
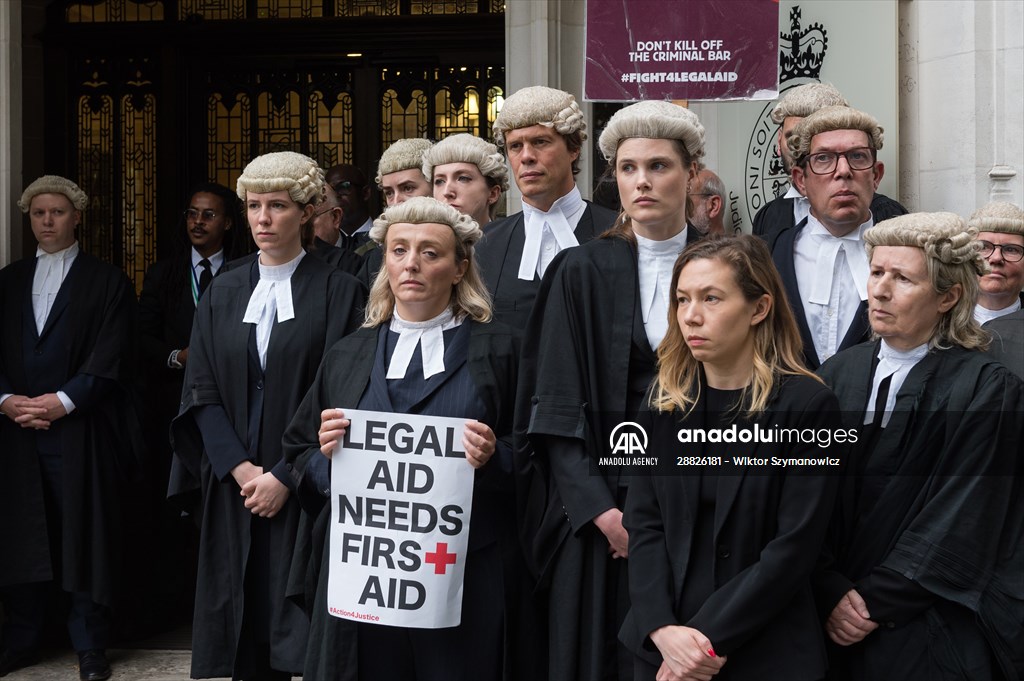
[{"left": 585, "top": 0, "right": 780, "bottom": 101}]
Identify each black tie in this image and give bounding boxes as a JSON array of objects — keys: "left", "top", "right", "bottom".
[{"left": 198, "top": 259, "right": 213, "bottom": 296}]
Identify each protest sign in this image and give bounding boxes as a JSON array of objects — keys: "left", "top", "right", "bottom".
[
  {"left": 327, "top": 409, "right": 474, "bottom": 629},
  {"left": 585, "top": 0, "right": 780, "bottom": 101}
]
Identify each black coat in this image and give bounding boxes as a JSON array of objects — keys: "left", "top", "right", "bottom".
[
  {"left": 620, "top": 375, "right": 842, "bottom": 681},
  {"left": 0, "top": 251, "right": 140, "bottom": 606},
  {"left": 768, "top": 218, "right": 872, "bottom": 370},
  {"left": 169, "top": 255, "right": 364, "bottom": 677},
  {"left": 753, "top": 191, "right": 907, "bottom": 243},
  {"left": 515, "top": 232, "right": 699, "bottom": 680},
  {"left": 138, "top": 253, "right": 200, "bottom": 461},
  {"left": 983, "top": 300, "right": 1024, "bottom": 380},
  {"left": 282, "top": 320, "right": 518, "bottom": 681},
  {"left": 476, "top": 201, "right": 617, "bottom": 344},
  {"left": 816, "top": 343, "right": 1024, "bottom": 681}
]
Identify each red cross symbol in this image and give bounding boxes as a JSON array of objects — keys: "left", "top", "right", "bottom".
[{"left": 424, "top": 542, "right": 457, "bottom": 575}]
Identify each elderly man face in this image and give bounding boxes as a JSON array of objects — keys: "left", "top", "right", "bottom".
[
  {"left": 310, "top": 184, "right": 343, "bottom": 243},
  {"left": 977, "top": 231, "right": 1024, "bottom": 309},
  {"left": 792, "top": 129, "right": 883, "bottom": 237}
]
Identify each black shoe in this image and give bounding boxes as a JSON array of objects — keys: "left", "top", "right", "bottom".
[
  {"left": 77, "top": 649, "right": 111, "bottom": 681},
  {"left": 0, "top": 647, "right": 39, "bottom": 677}
]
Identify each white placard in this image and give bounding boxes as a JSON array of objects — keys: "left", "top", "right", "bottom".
[{"left": 327, "top": 409, "right": 474, "bottom": 629}]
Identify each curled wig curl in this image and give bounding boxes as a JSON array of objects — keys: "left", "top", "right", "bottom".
[
  {"left": 364, "top": 196, "right": 492, "bottom": 326},
  {"left": 864, "top": 212, "right": 990, "bottom": 350},
  {"left": 651, "top": 235, "right": 819, "bottom": 415}
]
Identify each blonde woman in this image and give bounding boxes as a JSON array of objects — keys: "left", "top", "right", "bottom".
[
  {"left": 620, "top": 235, "right": 842, "bottom": 681},
  {"left": 283, "top": 197, "right": 517, "bottom": 681},
  {"left": 815, "top": 212, "right": 1024, "bottom": 681}
]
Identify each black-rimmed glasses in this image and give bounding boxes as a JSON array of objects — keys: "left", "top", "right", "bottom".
[
  {"left": 804, "top": 147, "right": 875, "bottom": 175},
  {"left": 978, "top": 240, "right": 1024, "bottom": 262}
]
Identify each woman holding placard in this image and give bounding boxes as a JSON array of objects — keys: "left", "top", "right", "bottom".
[{"left": 283, "top": 197, "right": 517, "bottom": 681}]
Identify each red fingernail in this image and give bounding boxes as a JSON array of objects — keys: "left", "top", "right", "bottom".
[{"left": 707, "top": 648, "right": 716, "bottom": 657}]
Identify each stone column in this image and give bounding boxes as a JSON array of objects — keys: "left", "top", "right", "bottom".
[
  {"left": 900, "top": 0, "right": 1023, "bottom": 214},
  {"left": 505, "top": 0, "right": 593, "bottom": 212},
  {"left": 0, "top": 0, "right": 23, "bottom": 266}
]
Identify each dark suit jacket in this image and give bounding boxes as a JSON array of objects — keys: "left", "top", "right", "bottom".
[
  {"left": 476, "top": 200, "right": 618, "bottom": 341},
  {"left": 754, "top": 191, "right": 907, "bottom": 244},
  {"left": 620, "top": 375, "right": 842, "bottom": 681},
  {"left": 139, "top": 253, "right": 196, "bottom": 378},
  {"left": 769, "top": 218, "right": 871, "bottom": 370}
]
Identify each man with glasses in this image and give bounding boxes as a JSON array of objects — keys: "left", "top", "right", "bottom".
[
  {"left": 769, "top": 106, "right": 886, "bottom": 369},
  {"left": 754, "top": 83, "right": 906, "bottom": 242},
  {"left": 304, "top": 183, "right": 363, "bottom": 276},
  {"left": 971, "top": 202, "right": 1024, "bottom": 378},
  {"left": 325, "top": 164, "right": 376, "bottom": 257},
  {"left": 688, "top": 167, "right": 727, "bottom": 236}
]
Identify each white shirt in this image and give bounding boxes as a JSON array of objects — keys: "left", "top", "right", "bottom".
[
  {"left": 0, "top": 242, "right": 80, "bottom": 414},
  {"left": 354, "top": 217, "right": 373, "bottom": 235},
  {"left": 191, "top": 247, "right": 224, "bottom": 279},
  {"left": 974, "top": 298, "right": 1021, "bottom": 325},
  {"left": 242, "top": 251, "right": 305, "bottom": 369},
  {"left": 783, "top": 184, "right": 810, "bottom": 227},
  {"left": 865, "top": 340, "right": 929, "bottom": 428},
  {"left": 519, "top": 185, "right": 586, "bottom": 280},
  {"left": 793, "top": 214, "right": 873, "bottom": 363},
  {"left": 636, "top": 228, "right": 689, "bottom": 350}
]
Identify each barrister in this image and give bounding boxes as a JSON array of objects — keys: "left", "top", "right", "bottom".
[{"left": 0, "top": 175, "right": 139, "bottom": 681}]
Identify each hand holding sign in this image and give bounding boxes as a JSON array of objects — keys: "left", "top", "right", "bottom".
[
  {"left": 319, "top": 408, "right": 351, "bottom": 458},
  {"left": 328, "top": 409, "right": 475, "bottom": 629},
  {"left": 462, "top": 420, "right": 496, "bottom": 469}
]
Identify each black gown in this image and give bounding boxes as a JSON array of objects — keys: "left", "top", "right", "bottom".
[
  {"left": 816, "top": 342, "right": 1024, "bottom": 681},
  {"left": 621, "top": 376, "right": 842, "bottom": 681},
  {"left": 169, "top": 254, "right": 364, "bottom": 678},
  {"left": 282, "top": 319, "right": 518, "bottom": 681},
  {"left": 0, "top": 251, "right": 140, "bottom": 609},
  {"left": 516, "top": 232, "right": 698, "bottom": 681}
]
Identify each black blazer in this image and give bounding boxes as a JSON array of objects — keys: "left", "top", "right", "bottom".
[
  {"left": 620, "top": 375, "right": 842, "bottom": 681},
  {"left": 139, "top": 253, "right": 197, "bottom": 377},
  {"left": 476, "top": 200, "right": 618, "bottom": 341},
  {"left": 754, "top": 191, "right": 907, "bottom": 243},
  {"left": 769, "top": 218, "right": 871, "bottom": 370}
]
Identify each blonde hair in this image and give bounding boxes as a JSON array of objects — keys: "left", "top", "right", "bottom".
[
  {"left": 787, "top": 106, "right": 884, "bottom": 166},
  {"left": 652, "top": 235, "right": 818, "bottom": 415},
  {"left": 864, "top": 212, "right": 990, "bottom": 350},
  {"left": 364, "top": 197, "right": 492, "bottom": 326}
]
